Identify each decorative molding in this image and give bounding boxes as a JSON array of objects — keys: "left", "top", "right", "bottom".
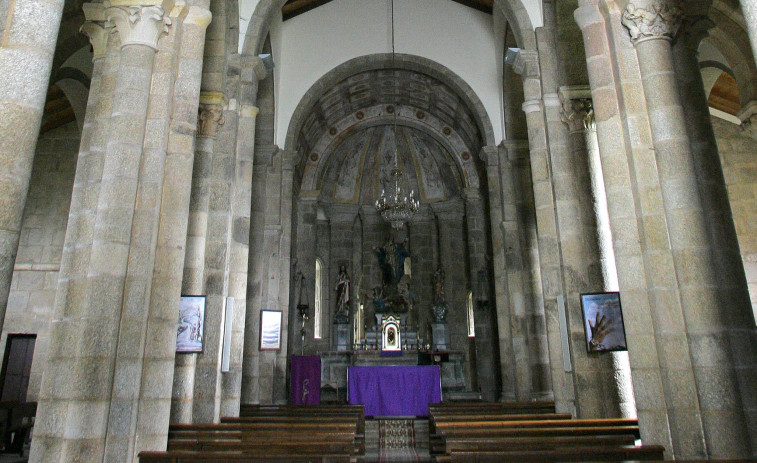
[
  {"left": 622, "top": 1, "right": 683, "bottom": 44},
  {"left": 104, "top": 3, "right": 172, "bottom": 50},
  {"left": 80, "top": 21, "right": 109, "bottom": 61}
]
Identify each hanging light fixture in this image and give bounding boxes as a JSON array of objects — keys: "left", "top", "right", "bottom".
[{"left": 375, "top": 0, "right": 420, "bottom": 229}]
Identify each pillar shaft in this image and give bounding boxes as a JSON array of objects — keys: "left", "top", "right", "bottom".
[
  {"left": 623, "top": 0, "right": 754, "bottom": 457},
  {"left": 32, "top": 3, "right": 211, "bottom": 461},
  {"left": 0, "top": 0, "right": 65, "bottom": 336},
  {"left": 673, "top": 13, "right": 757, "bottom": 457},
  {"left": 740, "top": 0, "right": 757, "bottom": 73},
  {"left": 574, "top": 1, "right": 675, "bottom": 454}
]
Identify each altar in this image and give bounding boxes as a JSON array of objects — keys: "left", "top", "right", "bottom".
[{"left": 347, "top": 365, "right": 442, "bottom": 417}]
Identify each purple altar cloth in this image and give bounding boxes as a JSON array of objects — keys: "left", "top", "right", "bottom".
[
  {"left": 347, "top": 365, "right": 442, "bottom": 417},
  {"left": 290, "top": 355, "right": 321, "bottom": 405}
]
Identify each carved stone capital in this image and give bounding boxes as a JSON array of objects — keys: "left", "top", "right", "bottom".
[
  {"left": 561, "top": 98, "right": 594, "bottom": 134},
  {"left": 511, "top": 49, "right": 540, "bottom": 79},
  {"left": 80, "top": 21, "right": 109, "bottom": 61},
  {"left": 739, "top": 101, "right": 757, "bottom": 141},
  {"left": 105, "top": 3, "right": 172, "bottom": 49},
  {"left": 622, "top": 1, "right": 683, "bottom": 44},
  {"left": 198, "top": 104, "right": 224, "bottom": 138}
]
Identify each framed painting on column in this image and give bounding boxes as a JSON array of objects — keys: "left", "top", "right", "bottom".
[
  {"left": 260, "top": 310, "right": 283, "bottom": 350},
  {"left": 177, "top": 296, "right": 206, "bottom": 353},
  {"left": 580, "top": 292, "right": 628, "bottom": 353}
]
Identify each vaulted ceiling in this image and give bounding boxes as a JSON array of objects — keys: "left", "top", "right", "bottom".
[{"left": 282, "top": 0, "right": 493, "bottom": 21}]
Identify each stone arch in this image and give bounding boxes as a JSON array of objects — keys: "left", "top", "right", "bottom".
[
  {"left": 708, "top": 1, "right": 757, "bottom": 105},
  {"left": 241, "top": 0, "right": 538, "bottom": 57},
  {"left": 493, "top": 0, "right": 537, "bottom": 50},
  {"left": 284, "top": 53, "right": 496, "bottom": 154}
]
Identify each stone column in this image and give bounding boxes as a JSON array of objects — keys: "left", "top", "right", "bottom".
[
  {"left": 561, "top": 89, "right": 636, "bottom": 419},
  {"left": 221, "top": 102, "right": 259, "bottom": 417},
  {"left": 672, "top": 12, "right": 757, "bottom": 457},
  {"left": 0, "top": 0, "right": 65, "bottom": 333},
  {"left": 574, "top": 1, "right": 675, "bottom": 454},
  {"left": 171, "top": 91, "right": 225, "bottom": 424},
  {"left": 623, "top": 0, "right": 755, "bottom": 457},
  {"left": 242, "top": 148, "right": 296, "bottom": 404},
  {"left": 463, "top": 188, "right": 499, "bottom": 401},
  {"left": 740, "top": 0, "right": 757, "bottom": 73},
  {"left": 31, "top": 1, "right": 213, "bottom": 460},
  {"left": 512, "top": 49, "right": 577, "bottom": 414}
]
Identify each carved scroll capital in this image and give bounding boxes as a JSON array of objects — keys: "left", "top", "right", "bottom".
[
  {"left": 104, "top": 3, "right": 172, "bottom": 49},
  {"left": 622, "top": 1, "right": 683, "bottom": 45}
]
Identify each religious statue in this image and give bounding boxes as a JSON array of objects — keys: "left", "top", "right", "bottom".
[
  {"left": 334, "top": 265, "right": 350, "bottom": 323},
  {"left": 373, "top": 238, "right": 410, "bottom": 286},
  {"left": 432, "top": 265, "right": 449, "bottom": 323}
]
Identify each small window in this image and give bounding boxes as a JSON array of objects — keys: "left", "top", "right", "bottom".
[
  {"left": 467, "top": 291, "right": 475, "bottom": 337},
  {"left": 314, "top": 258, "right": 323, "bottom": 339}
]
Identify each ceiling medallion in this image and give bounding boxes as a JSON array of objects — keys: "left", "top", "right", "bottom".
[
  {"left": 329, "top": 127, "right": 337, "bottom": 135},
  {"left": 310, "top": 153, "right": 319, "bottom": 162},
  {"left": 375, "top": 0, "right": 419, "bottom": 230},
  {"left": 443, "top": 127, "right": 451, "bottom": 135},
  {"left": 462, "top": 152, "right": 470, "bottom": 161},
  {"left": 356, "top": 111, "right": 365, "bottom": 120},
  {"left": 416, "top": 110, "right": 425, "bottom": 119}
]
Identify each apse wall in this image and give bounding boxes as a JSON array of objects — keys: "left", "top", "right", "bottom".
[{"left": 269, "top": 0, "right": 506, "bottom": 147}]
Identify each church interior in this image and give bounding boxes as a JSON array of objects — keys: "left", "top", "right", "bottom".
[{"left": 0, "top": 0, "right": 756, "bottom": 461}]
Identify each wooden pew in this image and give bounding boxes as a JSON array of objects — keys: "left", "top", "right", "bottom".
[
  {"left": 139, "top": 451, "right": 352, "bottom": 462},
  {"left": 429, "top": 400, "right": 556, "bottom": 415},
  {"left": 436, "top": 444, "right": 666, "bottom": 462}
]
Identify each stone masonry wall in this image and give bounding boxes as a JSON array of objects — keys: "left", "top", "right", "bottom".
[
  {"left": 712, "top": 116, "right": 757, "bottom": 318},
  {"left": 2, "top": 121, "right": 78, "bottom": 401}
]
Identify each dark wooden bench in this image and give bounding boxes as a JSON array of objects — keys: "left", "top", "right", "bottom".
[
  {"left": 139, "top": 450, "right": 352, "bottom": 462},
  {"left": 429, "top": 400, "right": 556, "bottom": 415},
  {"left": 436, "top": 444, "right": 666, "bottom": 462}
]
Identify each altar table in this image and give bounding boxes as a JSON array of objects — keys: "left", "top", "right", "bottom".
[{"left": 347, "top": 365, "right": 442, "bottom": 417}]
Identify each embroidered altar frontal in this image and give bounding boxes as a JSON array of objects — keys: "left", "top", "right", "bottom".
[{"left": 347, "top": 365, "right": 442, "bottom": 417}]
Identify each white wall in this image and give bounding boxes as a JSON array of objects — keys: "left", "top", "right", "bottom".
[
  {"left": 269, "top": 0, "right": 507, "bottom": 147},
  {"left": 238, "top": 0, "right": 543, "bottom": 55}
]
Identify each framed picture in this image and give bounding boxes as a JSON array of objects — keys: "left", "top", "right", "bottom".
[
  {"left": 177, "top": 296, "right": 205, "bottom": 353},
  {"left": 580, "top": 292, "right": 628, "bottom": 353},
  {"left": 260, "top": 310, "right": 283, "bottom": 350}
]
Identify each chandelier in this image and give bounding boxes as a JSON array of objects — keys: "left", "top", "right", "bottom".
[{"left": 375, "top": 0, "right": 420, "bottom": 229}]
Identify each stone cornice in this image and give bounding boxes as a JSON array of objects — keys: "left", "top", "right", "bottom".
[
  {"left": 622, "top": 1, "right": 683, "bottom": 44},
  {"left": 104, "top": 3, "right": 173, "bottom": 50}
]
